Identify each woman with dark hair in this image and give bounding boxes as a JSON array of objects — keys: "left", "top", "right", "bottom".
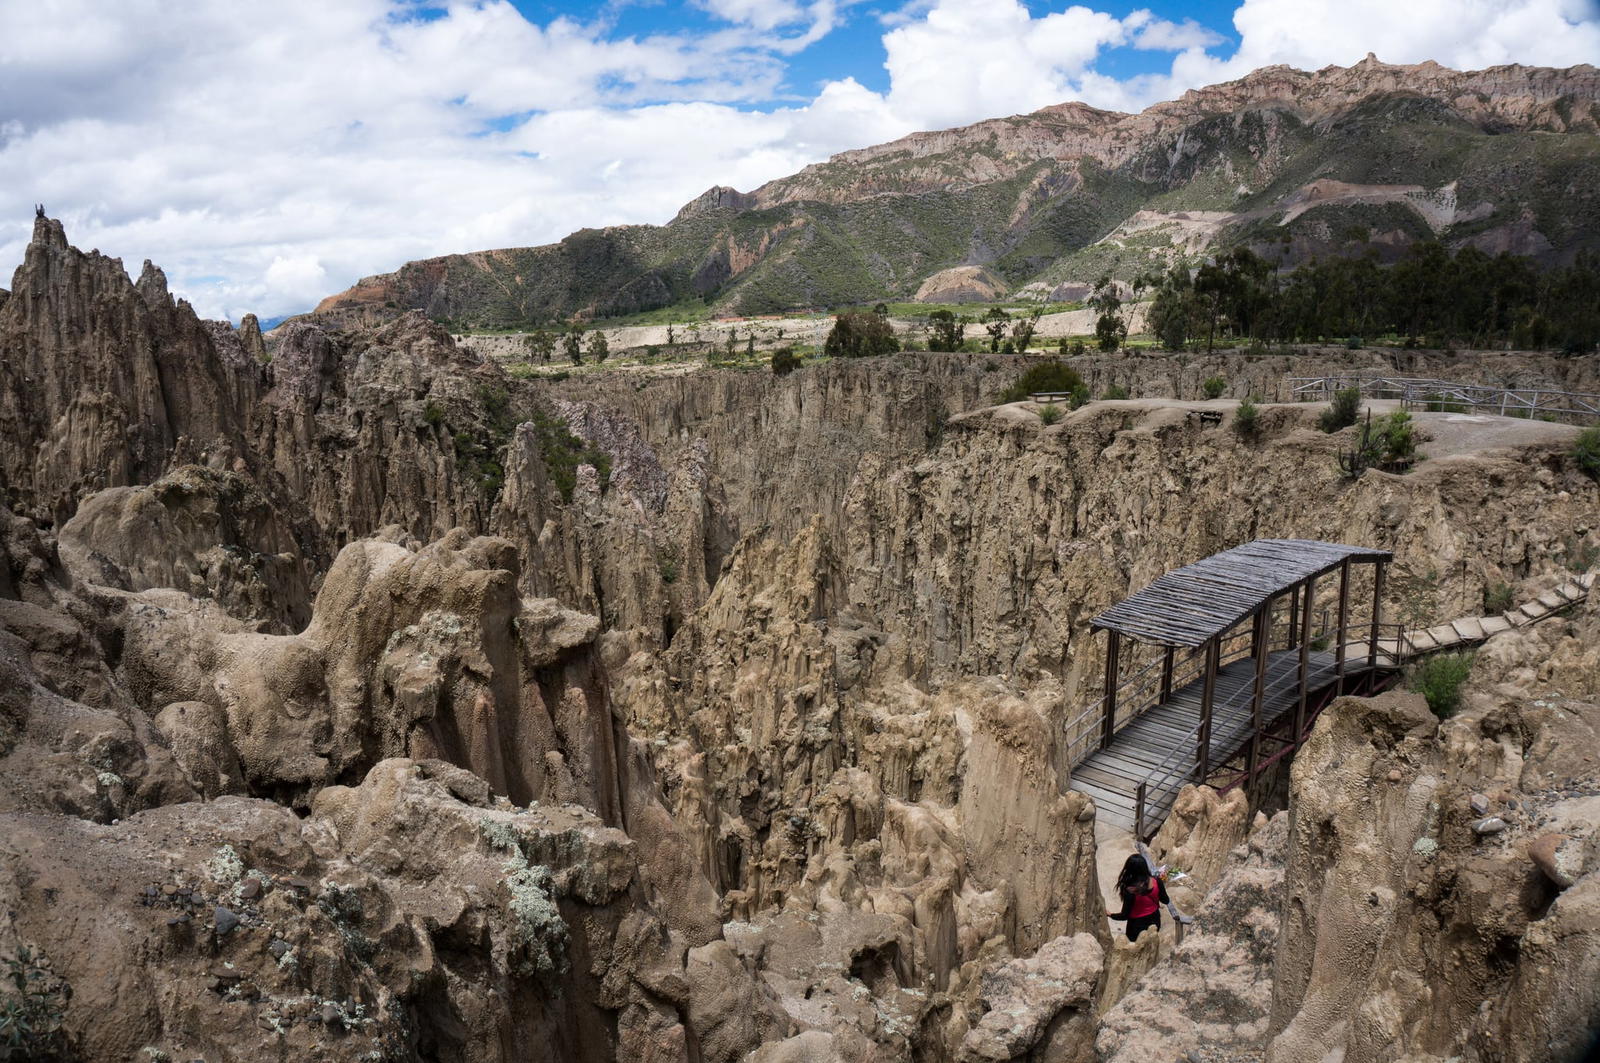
[{"left": 1108, "top": 852, "right": 1189, "bottom": 942}]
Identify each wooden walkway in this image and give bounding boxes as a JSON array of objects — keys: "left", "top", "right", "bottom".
[
  {"left": 1072, "top": 567, "right": 1596, "bottom": 836},
  {"left": 1071, "top": 648, "right": 1355, "bottom": 832}
]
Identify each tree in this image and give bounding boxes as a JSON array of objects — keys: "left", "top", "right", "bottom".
[
  {"left": 982, "top": 307, "right": 1011, "bottom": 353},
  {"left": 771, "top": 347, "right": 801, "bottom": 375},
  {"left": 666, "top": 323, "right": 675, "bottom": 346},
  {"left": 1011, "top": 308, "right": 1042, "bottom": 353},
  {"left": 1089, "top": 276, "right": 1126, "bottom": 352},
  {"left": 745, "top": 332, "right": 755, "bottom": 356},
  {"left": 525, "top": 328, "right": 555, "bottom": 364},
  {"left": 998, "top": 360, "right": 1085, "bottom": 403},
  {"left": 1147, "top": 266, "right": 1197, "bottom": 351},
  {"left": 724, "top": 330, "right": 737, "bottom": 359},
  {"left": 587, "top": 330, "right": 609, "bottom": 362},
  {"left": 872, "top": 302, "right": 889, "bottom": 318},
  {"left": 824, "top": 312, "right": 900, "bottom": 358},
  {"left": 927, "top": 309, "right": 964, "bottom": 352},
  {"left": 564, "top": 323, "right": 584, "bottom": 365}
]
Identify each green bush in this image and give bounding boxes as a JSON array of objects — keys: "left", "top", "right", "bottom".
[
  {"left": 1069, "top": 383, "right": 1090, "bottom": 410},
  {"left": 1345, "top": 336, "right": 1363, "bottom": 350},
  {"left": 771, "top": 347, "right": 801, "bottom": 376},
  {"left": 1320, "top": 387, "right": 1361, "bottom": 432},
  {"left": 1102, "top": 384, "right": 1129, "bottom": 400},
  {"left": 1409, "top": 653, "right": 1475, "bottom": 719},
  {"left": 1202, "top": 376, "right": 1226, "bottom": 400},
  {"left": 1, "top": 945, "right": 69, "bottom": 1060},
  {"left": 1234, "top": 396, "right": 1262, "bottom": 440},
  {"left": 1037, "top": 403, "right": 1062, "bottom": 426},
  {"left": 999, "top": 360, "right": 1085, "bottom": 404},
  {"left": 422, "top": 401, "right": 445, "bottom": 428},
  {"left": 1482, "top": 582, "right": 1514, "bottom": 614},
  {"left": 530, "top": 409, "right": 611, "bottom": 503},
  {"left": 1380, "top": 410, "right": 1417, "bottom": 466},
  {"left": 824, "top": 312, "right": 899, "bottom": 358},
  {"left": 1576, "top": 427, "right": 1600, "bottom": 480}
]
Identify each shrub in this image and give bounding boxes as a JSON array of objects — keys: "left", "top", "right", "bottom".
[
  {"left": 1482, "top": 582, "right": 1514, "bottom": 614},
  {"left": 1, "top": 945, "right": 70, "bottom": 1061},
  {"left": 1068, "top": 383, "right": 1090, "bottom": 410},
  {"left": 1380, "top": 410, "right": 1417, "bottom": 466},
  {"left": 999, "top": 360, "right": 1085, "bottom": 404},
  {"left": 824, "top": 313, "right": 899, "bottom": 358},
  {"left": 1202, "top": 376, "right": 1226, "bottom": 400},
  {"left": 1576, "top": 427, "right": 1600, "bottom": 481},
  {"left": 1345, "top": 336, "right": 1363, "bottom": 350},
  {"left": 1070, "top": 339, "right": 1087, "bottom": 356},
  {"left": 530, "top": 410, "right": 611, "bottom": 503},
  {"left": 771, "top": 347, "right": 801, "bottom": 376},
  {"left": 1409, "top": 652, "right": 1475, "bottom": 719},
  {"left": 1102, "top": 384, "right": 1129, "bottom": 400},
  {"left": 1037, "top": 403, "right": 1062, "bottom": 426},
  {"left": 422, "top": 401, "right": 445, "bottom": 428},
  {"left": 1234, "top": 396, "right": 1262, "bottom": 440},
  {"left": 1320, "top": 387, "right": 1361, "bottom": 432}
]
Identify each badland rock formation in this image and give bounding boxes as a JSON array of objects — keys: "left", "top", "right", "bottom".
[
  {"left": 311, "top": 57, "right": 1600, "bottom": 328},
  {"left": 1, "top": 216, "right": 1598, "bottom": 1060}
]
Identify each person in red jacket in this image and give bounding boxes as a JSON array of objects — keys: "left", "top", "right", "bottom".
[{"left": 1108, "top": 851, "right": 1194, "bottom": 942}]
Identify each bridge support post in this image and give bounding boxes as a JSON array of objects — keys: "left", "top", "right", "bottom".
[
  {"left": 1335, "top": 558, "right": 1351, "bottom": 679},
  {"left": 1101, "top": 630, "right": 1120, "bottom": 751},
  {"left": 1160, "top": 645, "right": 1175, "bottom": 703},
  {"left": 1135, "top": 782, "right": 1147, "bottom": 842},
  {"left": 1369, "top": 560, "right": 1386, "bottom": 670},
  {"left": 1288, "top": 585, "right": 1300, "bottom": 647},
  {"left": 1248, "top": 606, "right": 1268, "bottom": 791},
  {"left": 1197, "top": 637, "right": 1219, "bottom": 781},
  {"left": 1296, "top": 577, "right": 1314, "bottom": 744}
]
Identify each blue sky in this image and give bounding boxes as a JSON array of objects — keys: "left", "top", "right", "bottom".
[{"left": 2, "top": 0, "right": 1596, "bottom": 320}]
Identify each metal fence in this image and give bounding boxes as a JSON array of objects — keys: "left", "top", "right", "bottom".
[{"left": 1286, "top": 375, "right": 1600, "bottom": 425}]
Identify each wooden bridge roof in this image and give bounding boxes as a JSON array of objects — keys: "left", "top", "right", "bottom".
[{"left": 1091, "top": 539, "right": 1391, "bottom": 648}]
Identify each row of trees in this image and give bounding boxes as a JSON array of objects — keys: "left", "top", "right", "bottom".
[
  {"left": 524, "top": 323, "right": 609, "bottom": 365},
  {"left": 1146, "top": 244, "right": 1600, "bottom": 353}
]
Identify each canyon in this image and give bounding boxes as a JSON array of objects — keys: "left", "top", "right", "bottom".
[{"left": 1, "top": 212, "right": 1598, "bottom": 1062}]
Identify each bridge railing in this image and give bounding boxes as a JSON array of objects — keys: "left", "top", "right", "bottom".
[
  {"left": 1128, "top": 620, "right": 1415, "bottom": 838},
  {"left": 1286, "top": 375, "right": 1600, "bottom": 425},
  {"left": 1061, "top": 628, "right": 1256, "bottom": 767},
  {"left": 1064, "top": 603, "right": 1345, "bottom": 768}
]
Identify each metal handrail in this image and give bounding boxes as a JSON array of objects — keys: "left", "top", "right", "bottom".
[
  {"left": 1066, "top": 606, "right": 1336, "bottom": 767},
  {"left": 1126, "top": 613, "right": 1391, "bottom": 837},
  {"left": 1285, "top": 375, "right": 1600, "bottom": 424}
]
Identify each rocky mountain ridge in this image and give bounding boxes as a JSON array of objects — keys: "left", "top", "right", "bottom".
[{"left": 310, "top": 57, "right": 1600, "bottom": 327}]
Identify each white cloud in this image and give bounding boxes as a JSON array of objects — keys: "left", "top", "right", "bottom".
[{"left": 0, "top": 0, "right": 1594, "bottom": 321}]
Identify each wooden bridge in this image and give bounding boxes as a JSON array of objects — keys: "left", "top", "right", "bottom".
[{"left": 1063, "top": 539, "right": 1595, "bottom": 839}]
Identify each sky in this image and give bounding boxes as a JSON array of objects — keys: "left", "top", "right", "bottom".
[{"left": 1, "top": 0, "right": 1597, "bottom": 322}]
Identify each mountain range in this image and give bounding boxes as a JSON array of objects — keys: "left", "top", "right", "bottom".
[{"left": 310, "top": 55, "right": 1600, "bottom": 330}]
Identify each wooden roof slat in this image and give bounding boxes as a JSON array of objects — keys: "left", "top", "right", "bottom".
[{"left": 1091, "top": 539, "right": 1390, "bottom": 647}]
